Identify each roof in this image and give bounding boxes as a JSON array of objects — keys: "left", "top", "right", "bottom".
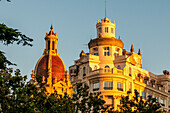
[{"left": 35, "top": 55, "right": 66, "bottom": 83}]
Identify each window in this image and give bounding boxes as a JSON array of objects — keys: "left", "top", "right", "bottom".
[
  {"left": 104, "top": 47, "right": 110, "bottom": 56},
  {"left": 111, "top": 28, "right": 113, "bottom": 33},
  {"left": 48, "top": 40, "right": 50, "bottom": 50},
  {"left": 93, "top": 82, "right": 100, "bottom": 91},
  {"left": 99, "top": 27, "right": 101, "bottom": 34},
  {"left": 129, "top": 68, "right": 132, "bottom": 76},
  {"left": 105, "top": 27, "right": 108, "bottom": 33},
  {"left": 104, "top": 65, "right": 110, "bottom": 72},
  {"left": 155, "top": 97, "right": 158, "bottom": 102},
  {"left": 83, "top": 67, "right": 86, "bottom": 76},
  {"left": 93, "top": 48, "right": 98, "bottom": 56},
  {"left": 117, "top": 82, "right": 123, "bottom": 91},
  {"left": 104, "top": 82, "right": 113, "bottom": 90},
  {"left": 168, "top": 85, "right": 170, "bottom": 93},
  {"left": 73, "top": 88, "right": 77, "bottom": 94},
  {"left": 142, "top": 92, "right": 146, "bottom": 100},
  {"left": 52, "top": 41, "right": 55, "bottom": 50},
  {"left": 148, "top": 93, "right": 152, "bottom": 98},
  {"left": 94, "top": 65, "right": 97, "bottom": 70},
  {"left": 117, "top": 65, "right": 121, "bottom": 70},
  {"left": 114, "top": 48, "right": 119, "bottom": 56},
  {"left": 160, "top": 99, "right": 165, "bottom": 106},
  {"left": 129, "top": 82, "right": 132, "bottom": 92}
]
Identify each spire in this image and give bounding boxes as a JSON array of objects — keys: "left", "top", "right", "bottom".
[
  {"left": 138, "top": 48, "right": 142, "bottom": 56},
  {"left": 130, "top": 44, "right": 134, "bottom": 52},
  {"left": 119, "top": 35, "right": 120, "bottom": 39},
  {"left": 50, "top": 24, "right": 53, "bottom": 30},
  {"left": 105, "top": 0, "right": 106, "bottom": 17},
  {"left": 80, "top": 50, "right": 86, "bottom": 57}
]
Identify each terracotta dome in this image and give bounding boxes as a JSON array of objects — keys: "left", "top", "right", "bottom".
[{"left": 35, "top": 55, "right": 66, "bottom": 83}]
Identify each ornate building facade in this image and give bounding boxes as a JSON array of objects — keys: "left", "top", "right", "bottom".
[
  {"left": 31, "top": 25, "right": 73, "bottom": 96},
  {"left": 69, "top": 17, "right": 170, "bottom": 111}
]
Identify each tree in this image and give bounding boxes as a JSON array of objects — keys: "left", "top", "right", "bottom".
[
  {"left": 0, "top": 68, "right": 106, "bottom": 113},
  {"left": 0, "top": 24, "right": 33, "bottom": 69},
  {"left": 118, "top": 90, "right": 162, "bottom": 113}
]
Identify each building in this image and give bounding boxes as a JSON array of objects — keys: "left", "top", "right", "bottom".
[
  {"left": 31, "top": 25, "right": 73, "bottom": 96},
  {"left": 69, "top": 17, "right": 170, "bottom": 111}
]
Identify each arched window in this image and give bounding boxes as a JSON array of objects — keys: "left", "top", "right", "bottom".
[
  {"left": 117, "top": 65, "right": 121, "bottom": 70},
  {"left": 48, "top": 40, "right": 50, "bottom": 50},
  {"left": 104, "top": 65, "right": 110, "bottom": 72},
  {"left": 94, "top": 65, "right": 97, "bottom": 70},
  {"left": 52, "top": 41, "right": 55, "bottom": 50},
  {"left": 105, "top": 65, "right": 110, "bottom": 68},
  {"left": 83, "top": 67, "right": 86, "bottom": 76}
]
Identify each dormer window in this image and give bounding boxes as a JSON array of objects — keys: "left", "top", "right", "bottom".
[{"left": 105, "top": 27, "right": 108, "bottom": 33}]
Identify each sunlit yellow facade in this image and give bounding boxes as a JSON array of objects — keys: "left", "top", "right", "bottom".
[{"left": 69, "top": 17, "right": 170, "bottom": 111}]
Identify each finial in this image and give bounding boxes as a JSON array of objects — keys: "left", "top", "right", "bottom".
[
  {"left": 119, "top": 36, "right": 120, "bottom": 39},
  {"left": 130, "top": 44, "right": 134, "bottom": 52},
  {"left": 50, "top": 24, "right": 53, "bottom": 30},
  {"left": 42, "top": 76, "right": 45, "bottom": 83},
  {"left": 138, "top": 48, "right": 142, "bottom": 56},
  {"left": 80, "top": 50, "right": 85, "bottom": 57}
]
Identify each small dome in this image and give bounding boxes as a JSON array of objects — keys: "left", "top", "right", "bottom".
[{"left": 35, "top": 55, "right": 65, "bottom": 83}]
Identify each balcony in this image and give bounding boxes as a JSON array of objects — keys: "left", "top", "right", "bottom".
[
  {"left": 117, "top": 88, "right": 123, "bottom": 91},
  {"left": 104, "top": 87, "right": 113, "bottom": 90},
  {"left": 89, "top": 68, "right": 123, "bottom": 76}
]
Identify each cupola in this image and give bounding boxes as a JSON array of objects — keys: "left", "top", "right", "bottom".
[{"left": 96, "top": 17, "right": 116, "bottom": 38}]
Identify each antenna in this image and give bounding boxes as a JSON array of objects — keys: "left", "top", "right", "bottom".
[{"left": 105, "top": 0, "right": 106, "bottom": 17}]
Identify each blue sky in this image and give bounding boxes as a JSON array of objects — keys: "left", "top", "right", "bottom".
[{"left": 0, "top": 0, "right": 170, "bottom": 80}]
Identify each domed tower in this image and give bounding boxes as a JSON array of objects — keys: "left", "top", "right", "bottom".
[
  {"left": 88, "top": 17, "right": 124, "bottom": 68},
  {"left": 31, "top": 25, "right": 73, "bottom": 95}
]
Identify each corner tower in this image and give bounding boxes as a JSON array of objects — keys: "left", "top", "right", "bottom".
[
  {"left": 96, "top": 17, "right": 116, "bottom": 38},
  {"left": 69, "top": 17, "right": 150, "bottom": 111},
  {"left": 88, "top": 17, "right": 124, "bottom": 68},
  {"left": 31, "top": 25, "right": 73, "bottom": 96}
]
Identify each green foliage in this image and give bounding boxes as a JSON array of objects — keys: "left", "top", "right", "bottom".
[
  {"left": 72, "top": 83, "right": 105, "bottom": 113},
  {"left": 0, "top": 68, "right": 106, "bottom": 113},
  {"left": 0, "top": 51, "right": 16, "bottom": 69},
  {"left": 0, "top": 24, "right": 33, "bottom": 69},
  {"left": 118, "top": 89, "right": 162, "bottom": 113},
  {"left": 0, "top": 24, "right": 33, "bottom": 46}
]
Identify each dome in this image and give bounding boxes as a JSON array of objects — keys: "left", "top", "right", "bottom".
[
  {"left": 35, "top": 55, "right": 66, "bottom": 83},
  {"left": 88, "top": 37, "right": 124, "bottom": 49}
]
